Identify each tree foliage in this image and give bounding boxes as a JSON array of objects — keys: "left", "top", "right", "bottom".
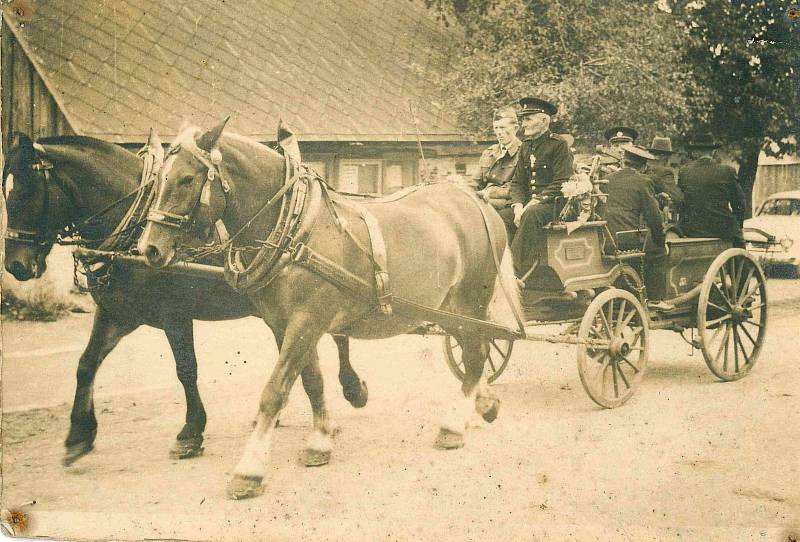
[
  {"left": 674, "top": 0, "right": 799, "bottom": 157},
  {"left": 424, "top": 0, "right": 709, "bottom": 144}
]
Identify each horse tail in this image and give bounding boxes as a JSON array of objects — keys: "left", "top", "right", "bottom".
[{"left": 486, "top": 247, "right": 524, "bottom": 334}]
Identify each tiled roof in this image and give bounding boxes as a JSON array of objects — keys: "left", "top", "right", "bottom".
[{"left": 5, "top": 0, "right": 465, "bottom": 143}]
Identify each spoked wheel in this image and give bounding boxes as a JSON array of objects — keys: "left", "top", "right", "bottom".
[
  {"left": 697, "top": 249, "right": 767, "bottom": 381},
  {"left": 577, "top": 288, "right": 650, "bottom": 408},
  {"left": 443, "top": 335, "right": 514, "bottom": 384}
]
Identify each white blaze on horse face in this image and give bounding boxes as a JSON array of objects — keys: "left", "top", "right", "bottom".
[{"left": 4, "top": 173, "right": 14, "bottom": 199}]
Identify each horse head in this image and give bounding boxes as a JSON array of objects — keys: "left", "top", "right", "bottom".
[
  {"left": 3, "top": 133, "right": 60, "bottom": 279},
  {"left": 140, "top": 117, "right": 286, "bottom": 269}
]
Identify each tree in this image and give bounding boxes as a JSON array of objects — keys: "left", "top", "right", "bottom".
[
  {"left": 423, "top": 0, "right": 709, "bottom": 145},
  {"left": 673, "top": 0, "right": 800, "bottom": 214}
]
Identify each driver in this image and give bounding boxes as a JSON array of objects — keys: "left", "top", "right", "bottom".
[{"left": 508, "top": 97, "right": 574, "bottom": 282}]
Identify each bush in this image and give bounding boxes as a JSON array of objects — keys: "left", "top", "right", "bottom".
[{"left": 1, "top": 283, "right": 71, "bottom": 321}]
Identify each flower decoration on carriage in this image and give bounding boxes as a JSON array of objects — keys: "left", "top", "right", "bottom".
[{"left": 559, "top": 173, "right": 594, "bottom": 228}]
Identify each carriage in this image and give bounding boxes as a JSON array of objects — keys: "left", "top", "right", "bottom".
[{"left": 442, "top": 199, "right": 769, "bottom": 408}]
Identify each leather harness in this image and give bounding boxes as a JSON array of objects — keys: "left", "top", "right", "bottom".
[{"left": 146, "top": 141, "right": 525, "bottom": 339}]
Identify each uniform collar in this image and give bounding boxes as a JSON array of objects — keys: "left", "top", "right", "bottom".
[{"left": 502, "top": 138, "right": 521, "bottom": 156}]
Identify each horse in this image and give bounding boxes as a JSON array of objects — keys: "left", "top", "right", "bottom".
[
  {"left": 2, "top": 132, "right": 367, "bottom": 467},
  {"left": 138, "top": 119, "right": 523, "bottom": 499}
]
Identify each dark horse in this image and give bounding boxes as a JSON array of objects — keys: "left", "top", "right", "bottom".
[
  {"left": 2, "top": 132, "right": 367, "bottom": 466},
  {"left": 139, "top": 120, "right": 522, "bottom": 499}
]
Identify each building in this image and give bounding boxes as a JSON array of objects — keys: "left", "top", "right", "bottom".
[{"left": 2, "top": 0, "right": 486, "bottom": 194}]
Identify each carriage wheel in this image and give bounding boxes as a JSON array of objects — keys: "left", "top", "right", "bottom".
[
  {"left": 577, "top": 288, "right": 649, "bottom": 408},
  {"left": 697, "top": 249, "right": 767, "bottom": 381},
  {"left": 442, "top": 335, "right": 514, "bottom": 384}
]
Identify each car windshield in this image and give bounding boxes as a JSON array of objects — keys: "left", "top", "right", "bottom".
[{"left": 758, "top": 198, "right": 800, "bottom": 216}]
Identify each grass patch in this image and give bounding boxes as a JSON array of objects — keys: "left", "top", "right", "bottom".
[{"left": 1, "top": 285, "right": 71, "bottom": 321}]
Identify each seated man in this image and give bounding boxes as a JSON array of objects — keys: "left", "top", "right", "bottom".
[
  {"left": 471, "top": 106, "right": 522, "bottom": 240},
  {"left": 647, "top": 136, "right": 684, "bottom": 220},
  {"left": 678, "top": 132, "right": 746, "bottom": 246},
  {"left": 508, "top": 97, "right": 574, "bottom": 281},
  {"left": 606, "top": 144, "right": 673, "bottom": 311}
]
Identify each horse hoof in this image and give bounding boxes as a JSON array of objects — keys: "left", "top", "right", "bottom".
[
  {"left": 169, "top": 437, "right": 204, "bottom": 460},
  {"left": 226, "top": 475, "right": 265, "bottom": 500},
  {"left": 344, "top": 380, "right": 369, "bottom": 408},
  {"left": 434, "top": 428, "right": 465, "bottom": 450},
  {"left": 300, "top": 448, "right": 331, "bottom": 467},
  {"left": 476, "top": 395, "right": 501, "bottom": 423},
  {"left": 63, "top": 440, "right": 95, "bottom": 467}
]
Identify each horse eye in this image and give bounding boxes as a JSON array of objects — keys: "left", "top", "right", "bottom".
[{"left": 177, "top": 175, "right": 193, "bottom": 186}]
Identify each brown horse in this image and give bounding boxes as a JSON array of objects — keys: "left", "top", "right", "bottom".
[
  {"left": 139, "top": 119, "right": 522, "bottom": 499},
  {"left": 2, "top": 132, "right": 366, "bottom": 466}
]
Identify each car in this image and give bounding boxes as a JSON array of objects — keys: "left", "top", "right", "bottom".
[{"left": 743, "top": 190, "right": 800, "bottom": 276}]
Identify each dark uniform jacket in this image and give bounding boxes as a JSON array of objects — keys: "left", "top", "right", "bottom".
[
  {"left": 606, "top": 167, "right": 665, "bottom": 250},
  {"left": 510, "top": 131, "right": 574, "bottom": 205},
  {"left": 647, "top": 164, "right": 684, "bottom": 204},
  {"left": 678, "top": 157, "right": 746, "bottom": 240},
  {"left": 471, "top": 139, "right": 521, "bottom": 208}
]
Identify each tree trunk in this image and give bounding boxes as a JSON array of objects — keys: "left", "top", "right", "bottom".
[{"left": 736, "top": 140, "right": 761, "bottom": 219}]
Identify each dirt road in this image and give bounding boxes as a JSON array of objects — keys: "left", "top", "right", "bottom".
[{"left": 2, "top": 290, "right": 799, "bottom": 541}]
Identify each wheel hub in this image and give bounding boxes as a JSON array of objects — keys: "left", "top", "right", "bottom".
[
  {"left": 730, "top": 305, "right": 748, "bottom": 324},
  {"left": 608, "top": 335, "right": 631, "bottom": 359}
]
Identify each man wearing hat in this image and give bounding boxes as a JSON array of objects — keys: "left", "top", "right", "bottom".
[
  {"left": 594, "top": 126, "right": 638, "bottom": 176},
  {"left": 508, "top": 97, "right": 575, "bottom": 280},
  {"left": 678, "top": 132, "right": 746, "bottom": 245},
  {"left": 471, "top": 106, "right": 522, "bottom": 240},
  {"left": 647, "top": 136, "right": 683, "bottom": 210},
  {"left": 606, "top": 144, "right": 672, "bottom": 310}
]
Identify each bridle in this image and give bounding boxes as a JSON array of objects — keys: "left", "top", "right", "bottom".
[
  {"left": 3, "top": 155, "right": 65, "bottom": 248},
  {"left": 145, "top": 135, "right": 231, "bottom": 230}
]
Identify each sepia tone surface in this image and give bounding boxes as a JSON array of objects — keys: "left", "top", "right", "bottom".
[{"left": 2, "top": 0, "right": 800, "bottom": 541}]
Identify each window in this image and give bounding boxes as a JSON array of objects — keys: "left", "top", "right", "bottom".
[
  {"left": 339, "top": 160, "right": 383, "bottom": 194},
  {"left": 759, "top": 198, "right": 800, "bottom": 216}
]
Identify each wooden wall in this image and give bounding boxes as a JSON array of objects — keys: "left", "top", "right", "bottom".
[
  {"left": 1, "top": 22, "right": 73, "bottom": 154},
  {"left": 753, "top": 163, "right": 800, "bottom": 211}
]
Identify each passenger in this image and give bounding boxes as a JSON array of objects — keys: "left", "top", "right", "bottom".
[
  {"left": 594, "top": 126, "right": 638, "bottom": 177},
  {"left": 606, "top": 144, "right": 673, "bottom": 311},
  {"left": 678, "top": 132, "right": 746, "bottom": 246},
  {"left": 508, "top": 97, "right": 574, "bottom": 282},
  {"left": 471, "top": 107, "right": 522, "bottom": 240},
  {"left": 647, "top": 136, "right": 684, "bottom": 210}
]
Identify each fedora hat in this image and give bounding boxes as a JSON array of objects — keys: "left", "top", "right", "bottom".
[
  {"left": 648, "top": 136, "right": 674, "bottom": 154},
  {"left": 518, "top": 97, "right": 557, "bottom": 117},
  {"left": 686, "top": 132, "right": 721, "bottom": 149},
  {"left": 620, "top": 143, "right": 656, "bottom": 162}
]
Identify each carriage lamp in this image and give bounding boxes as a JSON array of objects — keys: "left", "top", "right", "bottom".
[{"left": 780, "top": 237, "right": 794, "bottom": 250}]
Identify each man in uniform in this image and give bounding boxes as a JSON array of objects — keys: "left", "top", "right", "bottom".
[
  {"left": 595, "top": 126, "right": 639, "bottom": 177},
  {"left": 606, "top": 144, "right": 672, "bottom": 310},
  {"left": 508, "top": 97, "right": 574, "bottom": 281},
  {"left": 471, "top": 107, "right": 522, "bottom": 240},
  {"left": 678, "top": 132, "right": 746, "bottom": 246}
]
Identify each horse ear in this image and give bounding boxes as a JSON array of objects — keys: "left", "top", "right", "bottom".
[
  {"left": 145, "top": 128, "right": 165, "bottom": 169},
  {"left": 277, "top": 119, "right": 302, "bottom": 164},
  {"left": 12, "top": 132, "right": 36, "bottom": 163},
  {"left": 197, "top": 116, "right": 230, "bottom": 151}
]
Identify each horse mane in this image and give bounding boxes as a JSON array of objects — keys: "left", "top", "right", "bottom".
[{"left": 36, "top": 135, "right": 129, "bottom": 154}]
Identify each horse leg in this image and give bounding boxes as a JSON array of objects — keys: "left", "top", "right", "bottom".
[
  {"left": 435, "top": 332, "right": 490, "bottom": 450},
  {"left": 299, "top": 349, "right": 339, "bottom": 467},
  {"left": 164, "top": 319, "right": 206, "bottom": 459},
  {"left": 64, "top": 307, "right": 139, "bottom": 466},
  {"left": 226, "top": 314, "right": 328, "bottom": 500},
  {"left": 333, "top": 334, "right": 368, "bottom": 408}
]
